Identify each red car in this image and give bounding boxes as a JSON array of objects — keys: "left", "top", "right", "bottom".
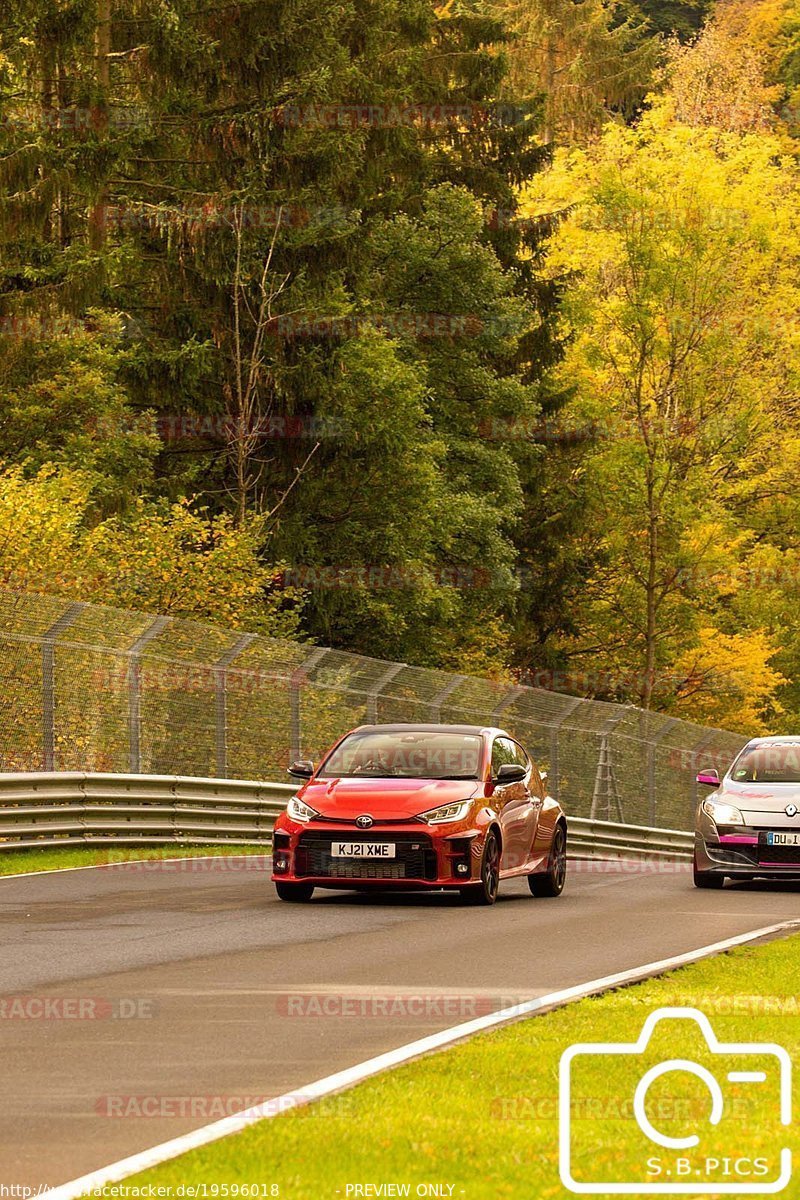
[{"left": 271, "top": 723, "right": 567, "bottom": 905}]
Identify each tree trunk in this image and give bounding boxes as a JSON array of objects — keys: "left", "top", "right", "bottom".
[
  {"left": 40, "top": 48, "right": 55, "bottom": 242},
  {"left": 543, "top": 33, "right": 557, "bottom": 144},
  {"left": 642, "top": 471, "right": 659, "bottom": 709},
  {"left": 89, "top": 0, "right": 112, "bottom": 249}
]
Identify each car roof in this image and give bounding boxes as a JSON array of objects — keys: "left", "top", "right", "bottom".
[
  {"left": 353, "top": 723, "right": 505, "bottom": 738},
  {"left": 742, "top": 736, "right": 800, "bottom": 746}
]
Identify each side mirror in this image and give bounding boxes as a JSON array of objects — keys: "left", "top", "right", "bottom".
[
  {"left": 696, "top": 768, "right": 720, "bottom": 787},
  {"left": 288, "top": 760, "right": 314, "bottom": 779},
  {"left": 495, "top": 762, "right": 527, "bottom": 785}
]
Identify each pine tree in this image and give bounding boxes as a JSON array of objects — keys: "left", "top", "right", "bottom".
[
  {"left": 494, "top": 0, "right": 659, "bottom": 142},
  {"left": 1, "top": 0, "right": 564, "bottom": 667},
  {"left": 636, "top": 0, "right": 711, "bottom": 39}
]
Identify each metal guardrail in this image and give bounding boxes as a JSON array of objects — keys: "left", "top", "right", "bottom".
[
  {"left": 0, "top": 772, "right": 294, "bottom": 849},
  {"left": 568, "top": 816, "right": 693, "bottom": 861},
  {"left": 0, "top": 773, "right": 693, "bottom": 859}
]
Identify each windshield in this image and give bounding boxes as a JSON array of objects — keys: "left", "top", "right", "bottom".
[
  {"left": 730, "top": 744, "right": 800, "bottom": 784},
  {"left": 319, "top": 730, "right": 483, "bottom": 780}
]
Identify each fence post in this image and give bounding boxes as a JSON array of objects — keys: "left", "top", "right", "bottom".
[
  {"left": 591, "top": 709, "right": 628, "bottom": 822},
  {"left": 366, "top": 662, "right": 406, "bottom": 724},
  {"left": 41, "top": 602, "right": 86, "bottom": 771},
  {"left": 128, "top": 616, "right": 172, "bottom": 773},
  {"left": 289, "top": 648, "right": 329, "bottom": 763},
  {"left": 687, "top": 732, "right": 716, "bottom": 827},
  {"left": 428, "top": 675, "right": 466, "bottom": 723},
  {"left": 214, "top": 633, "right": 256, "bottom": 777},
  {"left": 491, "top": 686, "right": 525, "bottom": 721}
]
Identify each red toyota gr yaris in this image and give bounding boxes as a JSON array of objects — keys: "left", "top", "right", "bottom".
[{"left": 272, "top": 723, "right": 567, "bottom": 905}]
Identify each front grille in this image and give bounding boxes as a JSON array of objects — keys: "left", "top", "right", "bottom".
[
  {"left": 320, "top": 861, "right": 410, "bottom": 880},
  {"left": 758, "top": 844, "right": 800, "bottom": 866},
  {"left": 296, "top": 832, "right": 437, "bottom": 880}
]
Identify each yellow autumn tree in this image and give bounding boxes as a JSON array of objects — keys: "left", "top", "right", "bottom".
[
  {"left": 0, "top": 465, "right": 304, "bottom": 635},
  {"left": 663, "top": 0, "right": 800, "bottom": 139},
  {"left": 673, "top": 628, "right": 786, "bottom": 733},
  {"left": 520, "top": 98, "right": 800, "bottom": 721}
]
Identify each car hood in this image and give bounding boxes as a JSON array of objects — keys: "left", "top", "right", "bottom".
[
  {"left": 718, "top": 779, "right": 800, "bottom": 827},
  {"left": 299, "top": 776, "right": 482, "bottom": 819}
]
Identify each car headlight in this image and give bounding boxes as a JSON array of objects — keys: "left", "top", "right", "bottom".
[
  {"left": 287, "top": 795, "right": 320, "bottom": 823},
  {"left": 418, "top": 800, "right": 472, "bottom": 825},
  {"left": 702, "top": 798, "right": 745, "bottom": 827}
]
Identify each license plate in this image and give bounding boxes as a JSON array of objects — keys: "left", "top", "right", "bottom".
[
  {"left": 330, "top": 842, "right": 396, "bottom": 859},
  {"left": 766, "top": 832, "right": 800, "bottom": 847}
]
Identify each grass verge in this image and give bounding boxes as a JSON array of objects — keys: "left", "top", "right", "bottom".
[
  {"left": 0, "top": 844, "right": 270, "bottom": 877},
  {"left": 117, "top": 930, "right": 800, "bottom": 1200}
]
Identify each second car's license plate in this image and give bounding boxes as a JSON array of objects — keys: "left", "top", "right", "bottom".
[
  {"left": 331, "top": 842, "right": 396, "bottom": 858},
  {"left": 767, "top": 832, "right": 800, "bottom": 846}
]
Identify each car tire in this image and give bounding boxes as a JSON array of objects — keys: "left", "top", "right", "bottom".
[
  {"left": 461, "top": 832, "right": 500, "bottom": 906},
  {"left": 528, "top": 824, "right": 567, "bottom": 897},
  {"left": 693, "top": 855, "right": 724, "bottom": 889},
  {"left": 275, "top": 881, "right": 315, "bottom": 902}
]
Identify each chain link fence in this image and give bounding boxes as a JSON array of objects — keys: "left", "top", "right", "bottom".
[{"left": 0, "top": 588, "right": 748, "bottom": 830}]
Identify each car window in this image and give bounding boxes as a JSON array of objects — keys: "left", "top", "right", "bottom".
[
  {"left": 509, "top": 740, "right": 530, "bottom": 771},
  {"left": 731, "top": 743, "right": 800, "bottom": 783},
  {"left": 510, "top": 738, "right": 544, "bottom": 795},
  {"left": 319, "top": 730, "right": 483, "bottom": 779},
  {"left": 491, "top": 737, "right": 517, "bottom": 776}
]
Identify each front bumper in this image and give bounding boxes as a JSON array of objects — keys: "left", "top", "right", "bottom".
[
  {"left": 695, "top": 830, "right": 800, "bottom": 879},
  {"left": 272, "top": 823, "right": 481, "bottom": 889}
]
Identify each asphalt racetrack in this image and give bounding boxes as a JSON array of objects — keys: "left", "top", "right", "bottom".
[{"left": 1, "top": 856, "right": 798, "bottom": 1188}]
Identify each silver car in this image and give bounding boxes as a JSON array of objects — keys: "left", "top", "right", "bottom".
[{"left": 694, "top": 736, "right": 800, "bottom": 888}]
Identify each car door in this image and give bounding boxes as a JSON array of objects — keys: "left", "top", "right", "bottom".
[
  {"left": 491, "top": 736, "right": 532, "bottom": 872},
  {"left": 511, "top": 740, "right": 542, "bottom": 868}
]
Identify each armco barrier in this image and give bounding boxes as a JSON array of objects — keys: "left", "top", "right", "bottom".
[
  {"left": 0, "top": 772, "right": 693, "bottom": 858},
  {"left": 0, "top": 772, "right": 294, "bottom": 849},
  {"left": 567, "top": 815, "right": 693, "bottom": 860}
]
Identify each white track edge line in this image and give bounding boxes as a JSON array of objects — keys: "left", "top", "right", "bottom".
[{"left": 41, "top": 917, "right": 800, "bottom": 1200}]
